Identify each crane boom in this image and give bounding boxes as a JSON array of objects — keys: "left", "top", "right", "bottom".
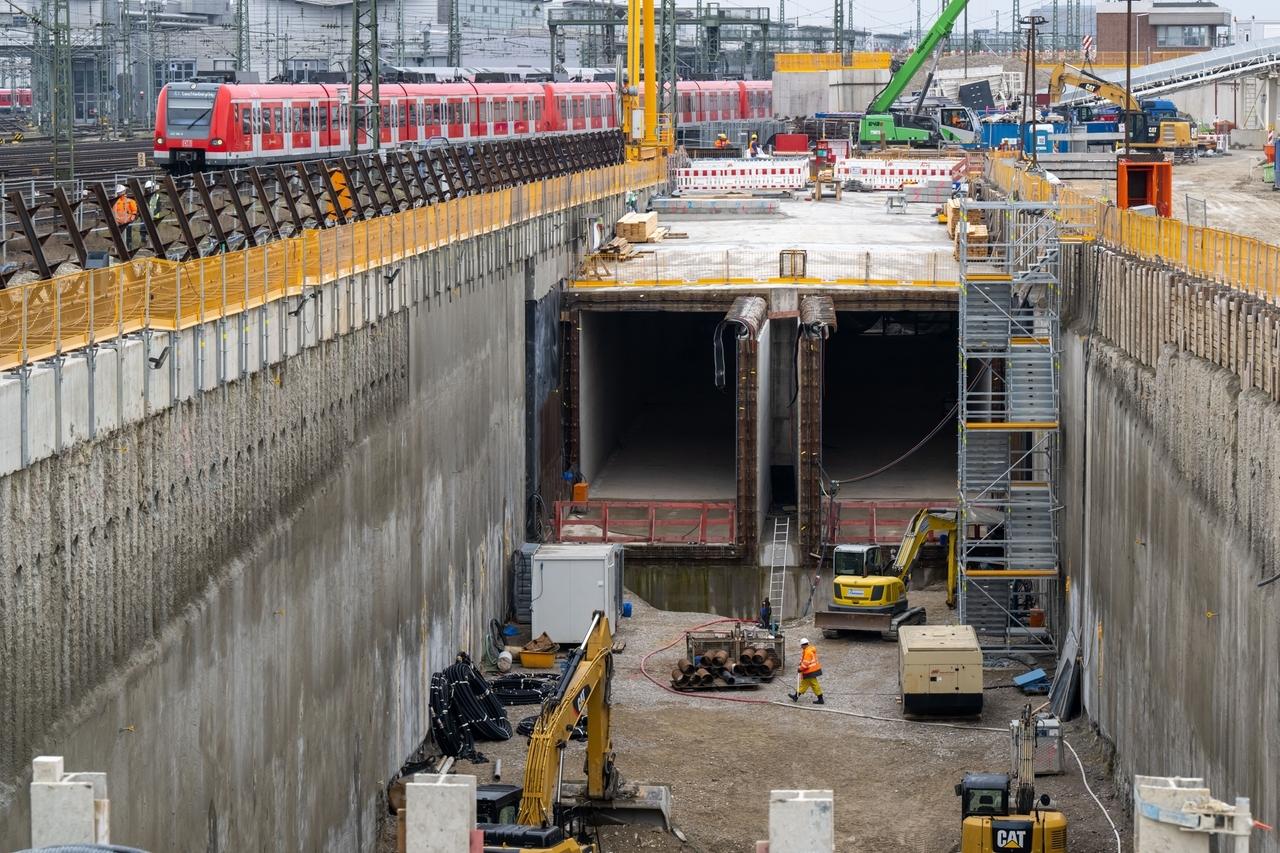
[
  {"left": 867, "top": 0, "right": 971, "bottom": 114},
  {"left": 1047, "top": 61, "right": 1140, "bottom": 111}
]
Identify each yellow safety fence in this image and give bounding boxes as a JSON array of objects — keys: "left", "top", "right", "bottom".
[
  {"left": 987, "top": 152, "right": 1280, "bottom": 303},
  {"left": 773, "top": 51, "right": 892, "bottom": 72},
  {"left": 0, "top": 159, "right": 666, "bottom": 371}
]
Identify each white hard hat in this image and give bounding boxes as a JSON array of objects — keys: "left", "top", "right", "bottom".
[
  {"left": 114, "top": 184, "right": 126, "bottom": 194},
  {"left": 799, "top": 637, "right": 810, "bottom": 645},
  {"left": 144, "top": 180, "right": 157, "bottom": 190}
]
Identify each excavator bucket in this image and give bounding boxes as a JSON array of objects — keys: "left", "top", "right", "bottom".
[{"left": 560, "top": 781, "right": 673, "bottom": 831}]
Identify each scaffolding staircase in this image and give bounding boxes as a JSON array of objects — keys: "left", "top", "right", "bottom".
[
  {"left": 957, "top": 200, "right": 1067, "bottom": 654},
  {"left": 767, "top": 516, "right": 790, "bottom": 627}
]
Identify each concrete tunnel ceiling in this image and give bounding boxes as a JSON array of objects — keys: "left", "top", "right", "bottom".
[
  {"left": 820, "top": 311, "right": 958, "bottom": 501},
  {"left": 578, "top": 310, "right": 738, "bottom": 501}
]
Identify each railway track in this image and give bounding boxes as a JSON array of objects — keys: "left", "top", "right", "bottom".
[
  {"left": 0, "top": 137, "right": 156, "bottom": 181},
  {"left": 0, "top": 130, "right": 624, "bottom": 285}
]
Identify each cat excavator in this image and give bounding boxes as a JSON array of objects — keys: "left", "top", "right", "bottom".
[
  {"left": 478, "top": 612, "right": 672, "bottom": 852},
  {"left": 815, "top": 507, "right": 958, "bottom": 640}
]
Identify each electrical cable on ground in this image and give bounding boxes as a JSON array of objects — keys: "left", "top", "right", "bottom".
[{"left": 1064, "top": 738, "right": 1122, "bottom": 853}]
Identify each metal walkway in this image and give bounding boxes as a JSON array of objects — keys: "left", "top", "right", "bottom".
[
  {"left": 956, "top": 200, "right": 1070, "bottom": 654},
  {"left": 1060, "top": 37, "right": 1280, "bottom": 102}
]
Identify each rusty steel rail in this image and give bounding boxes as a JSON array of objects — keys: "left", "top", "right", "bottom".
[{"left": 1, "top": 131, "right": 625, "bottom": 287}]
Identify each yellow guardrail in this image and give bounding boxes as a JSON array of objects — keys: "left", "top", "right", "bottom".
[
  {"left": 774, "top": 51, "right": 892, "bottom": 72},
  {"left": 0, "top": 158, "right": 666, "bottom": 371},
  {"left": 987, "top": 152, "right": 1280, "bottom": 303}
]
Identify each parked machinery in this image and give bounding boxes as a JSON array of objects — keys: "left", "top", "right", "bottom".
[
  {"left": 815, "top": 507, "right": 957, "bottom": 640},
  {"left": 479, "top": 611, "right": 671, "bottom": 852},
  {"left": 957, "top": 704, "right": 1068, "bottom": 852}
]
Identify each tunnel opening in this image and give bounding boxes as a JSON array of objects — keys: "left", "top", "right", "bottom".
[
  {"left": 817, "top": 311, "right": 958, "bottom": 542},
  {"left": 576, "top": 310, "right": 739, "bottom": 503}
]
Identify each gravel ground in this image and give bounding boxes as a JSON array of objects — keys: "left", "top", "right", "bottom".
[
  {"left": 382, "top": 581, "right": 1133, "bottom": 852},
  {"left": 1070, "top": 148, "right": 1279, "bottom": 246}
]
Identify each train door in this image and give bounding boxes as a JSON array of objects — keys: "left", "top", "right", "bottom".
[
  {"left": 403, "top": 99, "right": 419, "bottom": 144},
  {"left": 424, "top": 98, "right": 440, "bottom": 140},
  {"left": 250, "top": 103, "right": 263, "bottom": 159}
]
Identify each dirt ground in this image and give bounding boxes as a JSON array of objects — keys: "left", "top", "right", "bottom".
[
  {"left": 386, "top": 585, "right": 1133, "bottom": 853},
  {"left": 1071, "top": 148, "right": 1280, "bottom": 245}
]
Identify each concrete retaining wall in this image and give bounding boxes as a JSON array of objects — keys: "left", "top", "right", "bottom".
[
  {"left": 1060, "top": 242, "right": 1280, "bottom": 846},
  {"left": 0, "top": 190, "right": 630, "bottom": 851}
]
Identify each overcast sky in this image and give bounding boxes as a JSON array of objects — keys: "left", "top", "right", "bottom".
[{"left": 749, "top": 0, "right": 1276, "bottom": 32}]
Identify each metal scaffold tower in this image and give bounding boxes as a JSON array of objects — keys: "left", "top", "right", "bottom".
[
  {"left": 832, "top": 0, "right": 844, "bottom": 53},
  {"left": 956, "top": 197, "right": 1069, "bottom": 655},
  {"left": 350, "top": 0, "right": 380, "bottom": 154}
]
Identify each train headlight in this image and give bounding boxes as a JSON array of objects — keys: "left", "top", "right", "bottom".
[
  {"left": 155, "top": 136, "right": 164, "bottom": 145},
  {"left": 210, "top": 138, "right": 224, "bottom": 147}
]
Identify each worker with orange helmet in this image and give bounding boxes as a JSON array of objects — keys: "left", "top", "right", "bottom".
[{"left": 787, "top": 637, "right": 824, "bottom": 704}]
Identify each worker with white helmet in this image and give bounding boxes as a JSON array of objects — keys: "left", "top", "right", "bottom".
[
  {"left": 112, "top": 184, "right": 139, "bottom": 251},
  {"left": 142, "top": 179, "right": 162, "bottom": 223},
  {"left": 787, "top": 637, "right": 824, "bottom": 705}
]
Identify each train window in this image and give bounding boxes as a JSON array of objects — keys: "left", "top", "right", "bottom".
[
  {"left": 272, "top": 107, "right": 282, "bottom": 133},
  {"left": 477, "top": 100, "right": 489, "bottom": 123},
  {"left": 240, "top": 106, "right": 250, "bottom": 135},
  {"left": 496, "top": 100, "right": 509, "bottom": 123},
  {"left": 532, "top": 98, "right": 542, "bottom": 120}
]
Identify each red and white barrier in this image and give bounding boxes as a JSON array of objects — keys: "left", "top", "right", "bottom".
[
  {"left": 676, "top": 158, "right": 809, "bottom": 192},
  {"left": 835, "top": 158, "right": 964, "bottom": 190}
]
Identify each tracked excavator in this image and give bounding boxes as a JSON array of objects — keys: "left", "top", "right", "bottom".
[
  {"left": 816, "top": 507, "right": 958, "bottom": 640},
  {"left": 957, "top": 704, "right": 1068, "bottom": 852},
  {"left": 478, "top": 612, "right": 672, "bottom": 852}
]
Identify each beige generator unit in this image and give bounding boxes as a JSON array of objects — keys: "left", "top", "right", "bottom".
[{"left": 898, "top": 624, "right": 983, "bottom": 716}]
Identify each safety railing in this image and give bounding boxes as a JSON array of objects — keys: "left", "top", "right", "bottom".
[
  {"left": 822, "top": 498, "right": 957, "bottom": 546},
  {"left": 773, "top": 51, "right": 892, "bottom": 72},
  {"left": 574, "top": 246, "right": 961, "bottom": 289},
  {"left": 0, "top": 158, "right": 666, "bottom": 371},
  {"left": 553, "top": 500, "right": 737, "bottom": 546},
  {"left": 987, "top": 152, "right": 1280, "bottom": 304}
]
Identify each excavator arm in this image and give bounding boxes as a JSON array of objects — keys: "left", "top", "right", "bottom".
[
  {"left": 892, "top": 508, "right": 959, "bottom": 607},
  {"left": 517, "top": 613, "right": 615, "bottom": 828},
  {"left": 868, "top": 0, "right": 972, "bottom": 114},
  {"left": 1047, "top": 61, "right": 1140, "bottom": 111}
]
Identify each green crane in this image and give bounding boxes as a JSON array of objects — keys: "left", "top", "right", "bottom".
[{"left": 867, "top": 0, "right": 969, "bottom": 114}]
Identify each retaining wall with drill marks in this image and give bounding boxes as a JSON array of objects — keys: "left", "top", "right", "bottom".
[
  {"left": 1060, "top": 242, "right": 1280, "bottom": 850},
  {"left": 0, "top": 182, "right": 637, "bottom": 851}
]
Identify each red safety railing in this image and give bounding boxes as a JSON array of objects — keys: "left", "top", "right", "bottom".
[
  {"left": 822, "top": 498, "right": 956, "bottom": 546},
  {"left": 554, "top": 500, "right": 737, "bottom": 546}
]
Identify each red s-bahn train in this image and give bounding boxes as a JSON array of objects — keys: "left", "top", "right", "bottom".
[
  {"left": 0, "top": 88, "right": 33, "bottom": 111},
  {"left": 153, "top": 79, "right": 773, "bottom": 170}
]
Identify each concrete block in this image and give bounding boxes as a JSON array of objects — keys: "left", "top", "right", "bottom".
[
  {"left": 0, "top": 372, "right": 21, "bottom": 475},
  {"left": 264, "top": 305, "right": 283, "bottom": 366},
  {"left": 29, "top": 757, "right": 108, "bottom": 847},
  {"left": 26, "top": 363, "right": 57, "bottom": 465},
  {"left": 60, "top": 354, "right": 90, "bottom": 448},
  {"left": 119, "top": 337, "right": 146, "bottom": 428},
  {"left": 768, "top": 789, "right": 834, "bottom": 853},
  {"left": 92, "top": 345, "right": 120, "bottom": 437},
  {"left": 197, "top": 325, "right": 219, "bottom": 392},
  {"left": 406, "top": 774, "right": 478, "bottom": 853},
  {"left": 174, "top": 328, "right": 196, "bottom": 402}
]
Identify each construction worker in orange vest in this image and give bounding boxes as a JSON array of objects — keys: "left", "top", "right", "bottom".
[
  {"left": 112, "top": 184, "right": 139, "bottom": 250},
  {"left": 714, "top": 132, "right": 729, "bottom": 149},
  {"left": 788, "top": 637, "right": 824, "bottom": 704}
]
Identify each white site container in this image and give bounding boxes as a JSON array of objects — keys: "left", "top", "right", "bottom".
[{"left": 530, "top": 544, "right": 624, "bottom": 644}]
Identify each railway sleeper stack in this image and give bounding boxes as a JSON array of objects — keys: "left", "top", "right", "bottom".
[{"left": 669, "top": 646, "right": 781, "bottom": 691}]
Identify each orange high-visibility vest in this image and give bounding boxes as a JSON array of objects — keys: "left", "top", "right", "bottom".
[
  {"left": 799, "top": 646, "right": 820, "bottom": 675},
  {"left": 113, "top": 196, "right": 138, "bottom": 226}
]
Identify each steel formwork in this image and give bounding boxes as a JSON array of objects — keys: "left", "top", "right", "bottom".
[{"left": 956, "top": 198, "right": 1077, "bottom": 655}]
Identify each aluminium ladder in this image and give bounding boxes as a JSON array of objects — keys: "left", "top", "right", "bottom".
[{"left": 766, "top": 516, "right": 790, "bottom": 627}]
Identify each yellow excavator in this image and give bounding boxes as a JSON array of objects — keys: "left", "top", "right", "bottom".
[
  {"left": 815, "top": 507, "right": 957, "bottom": 640},
  {"left": 957, "top": 704, "right": 1068, "bottom": 852},
  {"left": 1046, "top": 62, "right": 1210, "bottom": 158},
  {"left": 479, "top": 612, "right": 672, "bottom": 852}
]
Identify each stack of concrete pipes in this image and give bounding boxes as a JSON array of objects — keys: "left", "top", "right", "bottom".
[{"left": 670, "top": 646, "right": 780, "bottom": 689}]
